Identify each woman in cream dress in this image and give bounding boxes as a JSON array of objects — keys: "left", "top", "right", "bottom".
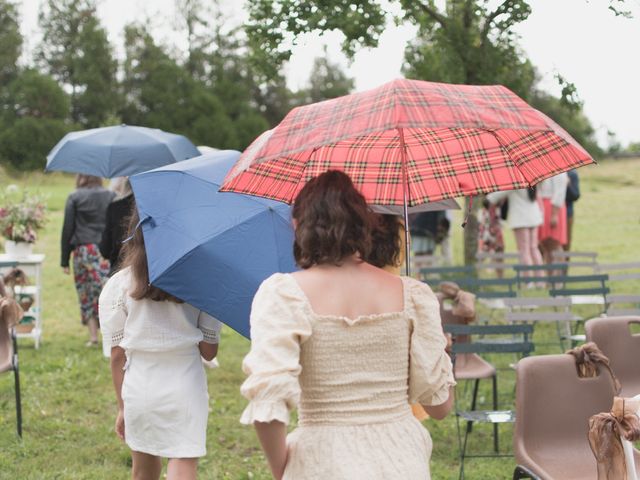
[{"left": 240, "top": 171, "right": 455, "bottom": 480}]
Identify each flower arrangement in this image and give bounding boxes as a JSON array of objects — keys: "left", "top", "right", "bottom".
[{"left": 0, "top": 187, "right": 48, "bottom": 244}]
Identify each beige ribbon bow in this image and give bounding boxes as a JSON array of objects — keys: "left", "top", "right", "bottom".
[
  {"left": 588, "top": 396, "right": 640, "bottom": 480},
  {"left": 438, "top": 281, "right": 476, "bottom": 321}
]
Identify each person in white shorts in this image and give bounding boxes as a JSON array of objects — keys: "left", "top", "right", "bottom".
[{"left": 99, "top": 208, "right": 222, "bottom": 480}]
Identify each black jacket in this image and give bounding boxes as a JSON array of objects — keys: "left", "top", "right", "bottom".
[
  {"left": 99, "top": 194, "right": 135, "bottom": 275},
  {"left": 60, "top": 187, "right": 114, "bottom": 267}
]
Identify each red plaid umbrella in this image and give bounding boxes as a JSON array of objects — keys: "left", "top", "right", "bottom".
[{"left": 222, "top": 78, "right": 594, "bottom": 206}]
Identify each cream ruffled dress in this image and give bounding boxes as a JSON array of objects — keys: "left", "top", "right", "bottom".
[{"left": 240, "top": 273, "right": 455, "bottom": 480}]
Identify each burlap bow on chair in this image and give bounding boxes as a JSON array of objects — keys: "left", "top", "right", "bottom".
[
  {"left": 567, "top": 343, "right": 638, "bottom": 479},
  {"left": 0, "top": 296, "right": 24, "bottom": 330},
  {"left": 588, "top": 396, "right": 640, "bottom": 480},
  {"left": 567, "top": 342, "right": 622, "bottom": 395},
  {"left": 438, "top": 281, "right": 476, "bottom": 322}
]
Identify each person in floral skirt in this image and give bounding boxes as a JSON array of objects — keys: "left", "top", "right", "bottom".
[
  {"left": 61, "top": 174, "right": 114, "bottom": 346},
  {"left": 477, "top": 198, "right": 506, "bottom": 277}
]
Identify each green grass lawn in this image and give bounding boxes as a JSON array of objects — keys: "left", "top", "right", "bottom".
[{"left": 0, "top": 159, "right": 639, "bottom": 479}]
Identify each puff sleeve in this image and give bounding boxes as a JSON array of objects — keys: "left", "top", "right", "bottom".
[
  {"left": 98, "top": 271, "right": 128, "bottom": 348},
  {"left": 406, "top": 278, "right": 456, "bottom": 406},
  {"left": 240, "top": 274, "right": 312, "bottom": 426},
  {"left": 198, "top": 311, "right": 222, "bottom": 344}
]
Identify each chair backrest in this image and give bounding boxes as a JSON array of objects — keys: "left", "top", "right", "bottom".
[
  {"left": 444, "top": 324, "right": 534, "bottom": 356},
  {"left": 585, "top": 316, "right": 640, "bottom": 397},
  {"left": 605, "top": 294, "right": 640, "bottom": 316},
  {"left": 548, "top": 274, "right": 610, "bottom": 300},
  {"left": 0, "top": 297, "right": 21, "bottom": 374},
  {"left": 504, "top": 296, "right": 574, "bottom": 323},
  {"left": 476, "top": 251, "right": 520, "bottom": 263},
  {"left": 514, "top": 354, "right": 619, "bottom": 479},
  {"left": 419, "top": 265, "right": 475, "bottom": 282},
  {"left": 451, "top": 276, "right": 517, "bottom": 299},
  {"left": 552, "top": 251, "right": 599, "bottom": 275},
  {"left": 513, "top": 263, "right": 569, "bottom": 287},
  {"left": 596, "top": 262, "right": 640, "bottom": 281}
]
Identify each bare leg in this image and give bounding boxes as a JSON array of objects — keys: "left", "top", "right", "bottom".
[
  {"left": 528, "top": 228, "right": 544, "bottom": 286},
  {"left": 513, "top": 228, "right": 532, "bottom": 280},
  {"left": 564, "top": 216, "right": 574, "bottom": 252},
  {"left": 539, "top": 238, "right": 555, "bottom": 264},
  {"left": 167, "top": 458, "right": 198, "bottom": 480},
  {"left": 528, "top": 228, "right": 543, "bottom": 267},
  {"left": 513, "top": 228, "right": 532, "bottom": 266},
  {"left": 87, "top": 317, "right": 99, "bottom": 343},
  {"left": 131, "top": 451, "right": 162, "bottom": 480}
]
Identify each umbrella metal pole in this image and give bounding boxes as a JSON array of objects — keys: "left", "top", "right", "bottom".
[{"left": 398, "top": 127, "right": 411, "bottom": 277}]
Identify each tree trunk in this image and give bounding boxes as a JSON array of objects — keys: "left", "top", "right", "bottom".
[{"left": 463, "top": 196, "right": 481, "bottom": 266}]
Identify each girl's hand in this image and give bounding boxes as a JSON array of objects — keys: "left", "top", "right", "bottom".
[
  {"left": 115, "top": 409, "right": 125, "bottom": 441},
  {"left": 550, "top": 212, "right": 558, "bottom": 228},
  {"left": 62, "top": 267, "right": 70, "bottom": 275}
]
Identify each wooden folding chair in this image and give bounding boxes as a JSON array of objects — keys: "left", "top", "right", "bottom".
[
  {"left": 444, "top": 323, "right": 534, "bottom": 480},
  {"left": 552, "top": 251, "right": 599, "bottom": 273},
  {"left": 504, "top": 297, "right": 577, "bottom": 351},
  {"left": 596, "top": 262, "right": 640, "bottom": 316}
]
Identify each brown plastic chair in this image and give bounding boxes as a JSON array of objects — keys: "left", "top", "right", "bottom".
[
  {"left": 0, "top": 297, "right": 23, "bottom": 437},
  {"left": 513, "top": 354, "right": 640, "bottom": 479},
  {"left": 585, "top": 316, "right": 640, "bottom": 397}
]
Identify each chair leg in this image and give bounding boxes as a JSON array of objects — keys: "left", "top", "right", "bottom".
[
  {"left": 14, "top": 363, "right": 22, "bottom": 438},
  {"left": 459, "top": 416, "right": 471, "bottom": 480},
  {"left": 467, "top": 379, "right": 480, "bottom": 434},
  {"left": 492, "top": 374, "right": 499, "bottom": 453},
  {"left": 556, "top": 321, "right": 567, "bottom": 351},
  {"left": 513, "top": 465, "right": 540, "bottom": 479}
]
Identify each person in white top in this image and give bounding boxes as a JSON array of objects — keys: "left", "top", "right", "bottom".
[
  {"left": 99, "top": 208, "right": 222, "bottom": 480},
  {"left": 487, "top": 188, "right": 544, "bottom": 284},
  {"left": 537, "top": 173, "right": 569, "bottom": 264},
  {"left": 240, "top": 171, "right": 454, "bottom": 480}
]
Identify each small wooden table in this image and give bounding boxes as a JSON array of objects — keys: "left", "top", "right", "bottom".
[{"left": 0, "top": 253, "right": 45, "bottom": 349}]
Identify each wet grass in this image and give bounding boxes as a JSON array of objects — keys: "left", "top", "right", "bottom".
[{"left": 0, "top": 159, "right": 639, "bottom": 479}]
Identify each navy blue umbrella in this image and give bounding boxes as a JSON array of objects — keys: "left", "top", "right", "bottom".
[
  {"left": 46, "top": 124, "right": 200, "bottom": 177},
  {"left": 129, "top": 150, "right": 296, "bottom": 338}
]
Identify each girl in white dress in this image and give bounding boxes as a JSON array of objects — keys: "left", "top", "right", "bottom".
[
  {"left": 99, "top": 209, "right": 222, "bottom": 480},
  {"left": 240, "top": 171, "right": 455, "bottom": 480}
]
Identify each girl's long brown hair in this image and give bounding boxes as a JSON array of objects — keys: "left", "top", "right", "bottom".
[{"left": 119, "top": 204, "right": 182, "bottom": 303}]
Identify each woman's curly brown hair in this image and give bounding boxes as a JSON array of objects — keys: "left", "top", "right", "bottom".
[
  {"left": 366, "top": 214, "right": 403, "bottom": 269},
  {"left": 292, "top": 170, "right": 375, "bottom": 269}
]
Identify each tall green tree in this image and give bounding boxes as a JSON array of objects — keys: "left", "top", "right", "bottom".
[
  {"left": 0, "top": 0, "right": 21, "bottom": 86},
  {"left": 244, "top": 0, "right": 602, "bottom": 264},
  {"left": 37, "top": 0, "right": 118, "bottom": 127},
  {"left": 121, "top": 24, "right": 238, "bottom": 149},
  {"left": 402, "top": 1, "right": 536, "bottom": 99},
  {"left": 0, "top": 70, "right": 71, "bottom": 170},
  {"left": 299, "top": 52, "right": 355, "bottom": 104}
]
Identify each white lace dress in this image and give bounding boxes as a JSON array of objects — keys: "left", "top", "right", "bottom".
[
  {"left": 240, "top": 273, "right": 455, "bottom": 479},
  {"left": 99, "top": 267, "right": 222, "bottom": 457}
]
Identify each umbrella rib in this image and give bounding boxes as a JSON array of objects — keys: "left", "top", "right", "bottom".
[{"left": 482, "top": 128, "right": 533, "bottom": 188}]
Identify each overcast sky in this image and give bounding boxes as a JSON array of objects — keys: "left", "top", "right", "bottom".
[{"left": 17, "top": 0, "right": 640, "bottom": 147}]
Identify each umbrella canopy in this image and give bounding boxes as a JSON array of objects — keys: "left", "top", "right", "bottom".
[
  {"left": 370, "top": 198, "right": 459, "bottom": 216},
  {"left": 129, "top": 150, "right": 296, "bottom": 338},
  {"left": 46, "top": 124, "right": 200, "bottom": 178},
  {"left": 222, "top": 79, "right": 595, "bottom": 205}
]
